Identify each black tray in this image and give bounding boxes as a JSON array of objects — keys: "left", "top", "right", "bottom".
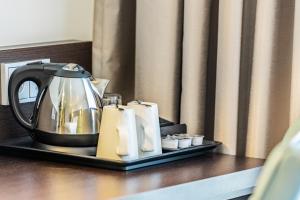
[{"left": 0, "top": 136, "right": 221, "bottom": 171}]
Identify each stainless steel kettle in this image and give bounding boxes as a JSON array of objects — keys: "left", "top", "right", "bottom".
[{"left": 8, "top": 62, "right": 103, "bottom": 147}]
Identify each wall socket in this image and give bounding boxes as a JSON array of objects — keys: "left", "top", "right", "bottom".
[{"left": 0, "top": 58, "right": 50, "bottom": 105}]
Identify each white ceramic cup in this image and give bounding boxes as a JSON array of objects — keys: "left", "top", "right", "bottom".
[
  {"left": 97, "top": 105, "right": 139, "bottom": 161},
  {"left": 127, "top": 101, "right": 162, "bottom": 158}
]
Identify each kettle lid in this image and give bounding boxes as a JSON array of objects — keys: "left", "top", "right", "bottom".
[{"left": 54, "top": 63, "right": 91, "bottom": 78}]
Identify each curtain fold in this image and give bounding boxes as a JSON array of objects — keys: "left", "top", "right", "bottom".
[
  {"left": 93, "top": 0, "right": 299, "bottom": 158},
  {"left": 180, "top": 0, "right": 211, "bottom": 135},
  {"left": 214, "top": 0, "right": 243, "bottom": 155},
  {"left": 93, "top": 0, "right": 136, "bottom": 103},
  {"left": 246, "top": 0, "right": 295, "bottom": 158},
  {"left": 134, "top": 0, "right": 183, "bottom": 122},
  {"left": 290, "top": 0, "right": 300, "bottom": 124}
]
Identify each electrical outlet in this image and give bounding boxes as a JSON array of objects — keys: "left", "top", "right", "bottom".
[{"left": 0, "top": 59, "right": 50, "bottom": 105}]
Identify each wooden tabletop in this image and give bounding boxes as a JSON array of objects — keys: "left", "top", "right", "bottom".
[{"left": 0, "top": 153, "right": 263, "bottom": 200}]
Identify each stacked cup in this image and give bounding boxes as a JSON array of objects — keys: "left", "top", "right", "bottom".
[
  {"left": 127, "top": 101, "right": 162, "bottom": 158},
  {"left": 96, "top": 100, "right": 162, "bottom": 161},
  {"left": 97, "top": 105, "right": 139, "bottom": 161}
]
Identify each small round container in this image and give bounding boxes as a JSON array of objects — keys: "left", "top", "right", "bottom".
[
  {"left": 178, "top": 138, "right": 192, "bottom": 149},
  {"left": 162, "top": 137, "right": 179, "bottom": 150},
  {"left": 192, "top": 135, "right": 204, "bottom": 146}
]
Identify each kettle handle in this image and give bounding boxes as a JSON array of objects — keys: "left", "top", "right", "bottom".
[{"left": 8, "top": 63, "right": 64, "bottom": 130}]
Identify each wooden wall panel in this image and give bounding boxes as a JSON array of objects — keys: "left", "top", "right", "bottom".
[{"left": 0, "top": 41, "right": 92, "bottom": 71}]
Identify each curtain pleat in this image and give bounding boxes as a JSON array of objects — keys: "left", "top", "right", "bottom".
[
  {"left": 246, "top": 0, "right": 295, "bottom": 158},
  {"left": 134, "top": 0, "right": 183, "bottom": 122},
  {"left": 93, "top": 0, "right": 136, "bottom": 103},
  {"left": 180, "top": 0, "right": 211, "bottom": 135},
  {"left": 290, "top": 0, "right": 300, "bottom": 124},
  {"left": 214, "top": 0, "right": 243, "bottom": 155},
  {"left": 93, "top": 0, "right": 298, "bottom": 158},
  {"left": 236, "top": 0, "right": 257, "bottom": 156}
]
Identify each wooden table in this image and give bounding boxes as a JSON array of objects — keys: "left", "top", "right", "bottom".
[{"left": 0, "top": 153, "right": 264, "bottom": 200}]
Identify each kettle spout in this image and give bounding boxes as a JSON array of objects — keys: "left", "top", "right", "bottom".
[{"left": 91, "top": 78, "right": 110, "bottom": 98}]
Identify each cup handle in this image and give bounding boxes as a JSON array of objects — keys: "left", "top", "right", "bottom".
[
  {"left": 141, "top": 125, "right": 154, "bottom": 152},
  {"left": 116, "top": 126, "right": 129, "bottom": 156}
]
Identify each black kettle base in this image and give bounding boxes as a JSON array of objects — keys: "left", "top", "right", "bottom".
[
  {"left": 34, "top": 131, "right": 99, "bottom": 147},
  {"left": 32, "top": 141, "right": 97, "bottom": 156}
]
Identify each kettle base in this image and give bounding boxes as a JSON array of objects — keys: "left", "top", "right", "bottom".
[
  {"left": 32, "top": 141, "right": 96, "bottom": 156},
  {"left": 34, "top": 130, "right": 99, "bottom": 147}
]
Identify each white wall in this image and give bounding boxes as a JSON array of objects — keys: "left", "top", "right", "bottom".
[{"left": 0, "top": 0, "right": 94, "bottom": 47}]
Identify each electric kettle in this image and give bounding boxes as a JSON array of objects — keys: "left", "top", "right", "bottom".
[{"left": 8, "top": 62, "right": 103, "bottom": 147}]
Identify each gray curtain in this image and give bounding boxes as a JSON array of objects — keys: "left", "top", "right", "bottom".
[{"left": 93, "top": 0, "right": 299, "bottom": 158}]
